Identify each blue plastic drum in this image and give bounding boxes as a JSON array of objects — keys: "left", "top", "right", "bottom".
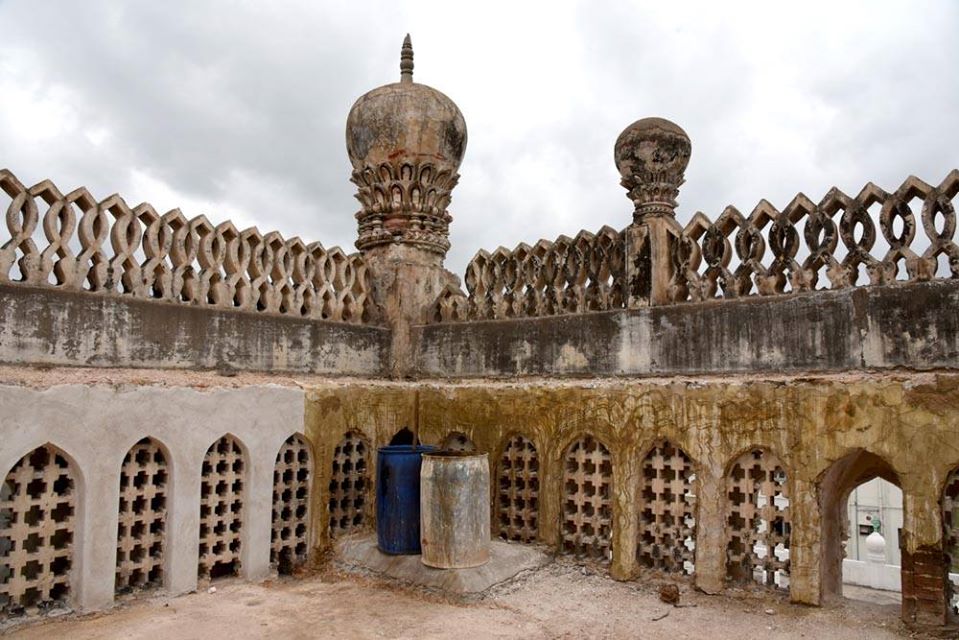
[{"left": 375, "top": 444, "right": 437, "bottom": 554}]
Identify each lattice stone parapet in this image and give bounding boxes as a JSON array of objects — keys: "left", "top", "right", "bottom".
[
  {"left": 0, "top": 169, "right": 375, "bottom": 324},
  {"left": 432, "top": 169, "right": 959, "bottom": 322},
  {"left": 668, "top": 171, "right": 959, "bottom": 303},
  {"left": 432, "top": 226, "right": 627, "bottom": 322}
]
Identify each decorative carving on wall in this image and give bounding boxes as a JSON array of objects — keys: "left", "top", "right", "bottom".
[
  {"left": 271, "top": 434, "right": 311, "bottom": 574},
  {"left": 637, "top": 440, "right": 696, "bottom": 575},
  {"left": 352, "top": 161, "right": 459, "bottom": 255},
  {"left": 0, "top": 170, "right": 374, "bottom": 324},
  {"left": 198, "top": 436, "right": 245, "bottom": 581},
  {"left": 0, "top": 446, "right": 75, "bottom": 616},
  {"left": 562, "top": 435, "right": 613, "bottom": 561},
  {"left": 497, "top": 435, "right": 539, "bottom": 543},
  {"left": 116, "top": 438, "right": 167, "bottom": 594},
  {"left": 726, "top": 448, "right": 791, "bottom": 590}
]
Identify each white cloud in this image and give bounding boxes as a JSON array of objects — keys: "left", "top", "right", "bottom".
[{"left": 0, "top": 0, "right": 956, "bottom": 276}]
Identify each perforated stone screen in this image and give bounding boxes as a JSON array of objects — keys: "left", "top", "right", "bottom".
[
  {"left": 497, "top": 435, "right": 539, "bottom": 543},
  {"left": 638, "top": 441, "right": 696, "bottom": 575},
  {"left": 943, "top": 466, "right": 959, "bottom": 616},
  {"left": 441, "top": 432, "right": 476, "bottom": 452},
  {"left": 328, "top": 432, "right": 369, "bottom": 538},
  {"left": 198, "top": 435, "right": 245, "bottom": 580},
  {"left": 726, "top": 448, "right": 790, "bottom": 590},
  {"left": 271, "top": 434, "right": 311, "bottom": 574},
  {"left": 116, "top": 438, "right": 167, "bottom": 594},
  {"left": 0, "top": 445, "right": 76, "bottom": 616},
  {"left": 562, "top": 435, "right": 612, "bottom": 561}
]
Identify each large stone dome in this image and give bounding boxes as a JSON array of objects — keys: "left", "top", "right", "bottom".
[
  {"left": 346, "top": 36, "right": 467, "bottom": 256},
  {"left": 346, "top": 80, "right": 466, "bottom": 171}
]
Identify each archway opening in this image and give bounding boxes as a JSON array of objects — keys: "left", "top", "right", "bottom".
[
  {"left": 819, "top": 450, "right": 902, "bottom": 610},
  {"left": 388, "top": 427, "right": 419, "bottom": 446},
  {"left": 842, "top": 477, "right": 903, "bottom": 605}
]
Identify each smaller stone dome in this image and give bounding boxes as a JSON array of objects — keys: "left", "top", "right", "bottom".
[
  {"left": 614, "top": 117, "right": 691, "bottom": 180},
  {"left": 614, "top": 117, "right": 691, "bottom": 220}
]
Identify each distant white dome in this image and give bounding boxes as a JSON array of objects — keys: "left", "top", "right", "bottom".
[{"left": 865, "top": 530, "right": 886, "bottom": 562}]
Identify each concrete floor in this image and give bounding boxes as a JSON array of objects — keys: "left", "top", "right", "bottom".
[
  {"left": 334, "top": 534, "right": 551, "bottom": 597},
  {"left": 842, "top": 583, "right": 902, "bottom": 606},
  {"left": 4, "top": 560, "right": 927, "bottom": 640}
]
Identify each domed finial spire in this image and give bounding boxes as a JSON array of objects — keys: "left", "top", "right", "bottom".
[
  {"left": 400, "top": 34, "right": 414, "bottom": 83},
  {"left": 614, "top": 117, "right": 691, "bottom": 221}
]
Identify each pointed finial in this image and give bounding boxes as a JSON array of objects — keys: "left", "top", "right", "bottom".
[{"left": 400, "top": 34, "right": 414, "bottom": 83}]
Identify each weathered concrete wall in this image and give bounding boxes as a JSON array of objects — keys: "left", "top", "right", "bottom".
[
  {"left": 414, "top": 281, "right": 959, "bottom": 378},
  {"left": 0, "top": 376, "right": 306, "bottom": 613},
  {"left": 305, "top": 373, "right": 959, "bottom": 623},
  {"left": 0, "top": 284, "right": 389, "bottom": 375}
]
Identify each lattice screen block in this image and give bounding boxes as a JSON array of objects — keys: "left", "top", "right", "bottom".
[
  {"left": 328, "top": 432, "right": 369, "bottom": 538},
  {"left": 638, "top": 441, "right": 696, "bottom": 575},
  {"left": 562, "top": 435, "right": 612, "bottom": 561},
  {"left": 198, "top": 436, "right": 245, "bottom": 580},
  {"left": 271, "top": 434, "right": 311, "bottom": 573},
  {"left": 497, "top": 435, "right": 539, "bottom": 543},
  {"left": 116, "top": 438, "right": 167, "bottom": 594},
  {"left": 442, "top": 432, "right": 476, "bottom": 453},
  {"left": 0, "top": 446, "right": 76, "bottom": 616},
  {"left": 943, "top": 468, "right": 959, "bottom": 615},
  {"left": 725, "top": 449, "right": 791, "bottom": 589}
]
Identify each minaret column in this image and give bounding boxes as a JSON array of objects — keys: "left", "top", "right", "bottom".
[{"left": 345, "top": 35, "right": 468, "bottom": 377}]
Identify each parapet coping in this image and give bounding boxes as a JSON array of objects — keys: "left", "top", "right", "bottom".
[{"left": 0, "top": 364, "right": 954, "bottom": 391}]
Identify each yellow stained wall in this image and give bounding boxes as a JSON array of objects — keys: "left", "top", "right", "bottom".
[{"left": 305, "top": 373, "right": 959, "bottom": 608}]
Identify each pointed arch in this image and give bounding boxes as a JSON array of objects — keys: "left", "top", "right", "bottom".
[
  {"left": 725, "top": 447, "right": 790, "bottom": 590},
  {"left": 637, "top": 439, "right": 697, "bottom": 576},
  {"left": 328, "top": 431, "right": 370, "bottom": 538},
  {"left": 198, "top": 434, "right": 246, "bottom": 580},
  {"left": 271, "top": 433, "right": 312, "bottom": 574},
  {"left": 818, "top": 449, "right": 902, "bottom": 603},
  {"left": 561, "top": 433, "right": 612, "bottom": 561},
  {"left": 116, "top": 436, "right": 170, "bottom": 594},
  {"left": 1, "top": 444, "right": 79, "bottom": 615},
  {"left": 496, "top": 433, "right": 539, "bottom": 543}
]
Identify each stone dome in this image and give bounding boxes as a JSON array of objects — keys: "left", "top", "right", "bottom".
[
  {"left": 346, "top": 36, "right": 467, "bottom": 174},
  {"left": 614, "top": 117, "right": 690, "bottom": 183},
  {"left": 614, "top": 117, "right": 691, "bottom": 219},
  {"left": 346, "top": 35, "right": 467, "bottom": 257}
]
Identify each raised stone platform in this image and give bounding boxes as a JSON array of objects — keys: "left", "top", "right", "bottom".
[{"left": 334, "top": 534, "right": 551, "bottom": 598}]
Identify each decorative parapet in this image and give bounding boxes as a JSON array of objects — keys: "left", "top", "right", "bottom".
[
  {"left": 0, "top": 169, "right": 375, "bottom": 324},
  {"left": 432, "top": 170, "right": 958, "bottom": 323},
  {"left": 667, "top": 171, "right": 959, "bottom": 303},
  {"left": 432, "top": 226, "right": 626, "bottom": 322}
]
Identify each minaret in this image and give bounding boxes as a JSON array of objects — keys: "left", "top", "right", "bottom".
[{"left": 345, "top": 36, "right": 468, "bottom": 377}]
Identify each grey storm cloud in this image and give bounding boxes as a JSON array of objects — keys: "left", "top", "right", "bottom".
[{"left": 1, "top": 0, "right": 957, "bottom": 277}]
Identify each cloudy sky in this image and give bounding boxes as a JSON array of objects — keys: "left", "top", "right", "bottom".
[{"left": 1, "top": 0, "right": 956, "bottom": 275}]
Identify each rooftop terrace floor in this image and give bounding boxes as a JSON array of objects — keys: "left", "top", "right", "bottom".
[{"left": 6, "top": 559, "right": 925, "bottom": 640}]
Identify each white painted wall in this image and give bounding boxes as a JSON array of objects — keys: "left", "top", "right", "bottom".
[
  {"left": 0, "top": 382, "right": 306, "bottom": 613},
  {"left": 846, "top": 477, "right": 903, "bottom": 566}
]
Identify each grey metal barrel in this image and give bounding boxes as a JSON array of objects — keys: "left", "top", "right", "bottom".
[{"left": 420, "top": 451, "right": 490, "bottom": 568}]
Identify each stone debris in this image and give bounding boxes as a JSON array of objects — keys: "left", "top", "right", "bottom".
[{"left": 659, "top": 584, "right": 680, "bottom": 605}]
